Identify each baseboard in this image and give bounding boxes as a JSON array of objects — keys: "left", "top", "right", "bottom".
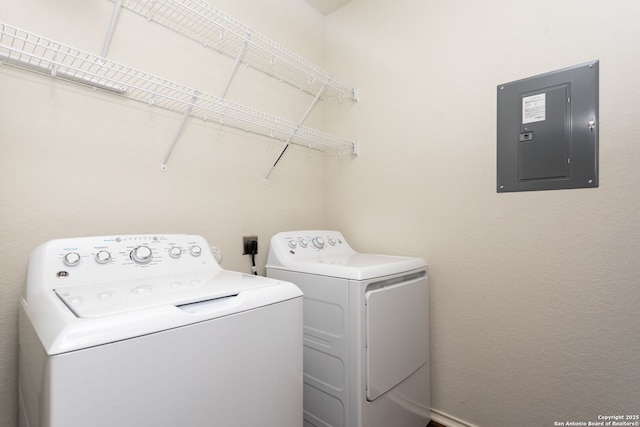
[{"left": 431, "top": 408, "right": 479, "bottom": 427}]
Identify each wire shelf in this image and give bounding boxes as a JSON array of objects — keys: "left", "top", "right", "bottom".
[
  {"left": 111, "top": 0, "right": 358, "bottom": 102},
  {"left": 0, "top": 22, "right": 357, "bottom": 155}
]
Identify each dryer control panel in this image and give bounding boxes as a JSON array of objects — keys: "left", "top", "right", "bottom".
[
  {"left": 267, "top": 230, "right": 356, "bottom": 265},
  {"left": 267, "top": 230, "right": 427, "bottom": 280}
]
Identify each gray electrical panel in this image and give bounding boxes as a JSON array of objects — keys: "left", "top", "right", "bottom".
[{"left": 497, "top": 61, "right": 599, "bottom": 192}]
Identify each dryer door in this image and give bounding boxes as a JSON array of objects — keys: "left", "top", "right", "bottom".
[{"left": 365, "top": 272, "right": 429, "bottom": 401}]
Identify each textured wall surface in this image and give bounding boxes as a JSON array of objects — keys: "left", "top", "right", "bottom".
[
  {"left": 0, "top": 1, "right": 331, "bottom": 426},
  {"left": 323, "top": 0, "right": 640, "bottom": 426},
  {"left": 2, "top": 1, "right": 640, "bottom": 427}
]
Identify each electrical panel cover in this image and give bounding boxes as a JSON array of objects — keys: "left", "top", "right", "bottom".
[{"left": 497, "top": 61, "right": 599, "bottom": 193}]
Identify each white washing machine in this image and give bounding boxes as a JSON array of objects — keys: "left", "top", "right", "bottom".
[
  {"left": 266, "top": 230, "right": 430, "bottom": 427},
  {"left": 19, "top": 234, "right": 303, "bottom": 427}
]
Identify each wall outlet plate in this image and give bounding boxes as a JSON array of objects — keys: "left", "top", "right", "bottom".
[{"left": 242, "top": 235, "right": 258, "bottom": 255}]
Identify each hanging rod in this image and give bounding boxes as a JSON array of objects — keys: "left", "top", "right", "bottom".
[
  {"left": 109, "top": 0, "right": 359, "bottom": 103},
  {"left": 0, "top": 22, "right": 358, "bottom": 157}
]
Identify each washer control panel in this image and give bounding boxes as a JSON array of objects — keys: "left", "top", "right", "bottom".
[
  {"left": 31, "top": 234, "right": 220, "bottom": 288},
  {"left": 267, "top": 230, "right": 357, "bottom": 264}
]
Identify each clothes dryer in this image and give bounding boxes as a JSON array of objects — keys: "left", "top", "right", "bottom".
[
  {"left": 19, "top": 234, "right": 302, "bottom": 427},
  {"left": 266, "top": 230, "right": 430, "bottom": 427}
]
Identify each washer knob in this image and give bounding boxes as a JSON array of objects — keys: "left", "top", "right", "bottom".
[
  {"left": 169, "top": 247, "right": 182, "bottom": 258},
  {"left": 95, "top": 250, "right": 112, "bottom": 264},
  {"left": 328, "top": 237, "right": 337, "bottom": 246},
  {"left": 189, "top": 245, "right": 202, "bottom": 257},
  {"left": 63, "top": 252, "right": 81, "bottom": 267},
  {"left": 288, "top": 240, "right": 298, "bottom": 249},
  {"left": 131, "top": 246, "right": 153, "bottom": 264},
  {"left": 299, "top": 239, "right": 309, "bottom": 248},
  {"left": 312, "top": 237, "right": 325, "bottom": 249}
]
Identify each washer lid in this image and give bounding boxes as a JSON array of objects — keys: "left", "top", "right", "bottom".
[
  {"left": 54, "top": 270, "right": 274, "bottom": 318},
  {"left": 281, "top": 253, "right": 427, "bottom": 280},
  {"left": 28, "top": 270, "right": 301, "bottom": 355}
]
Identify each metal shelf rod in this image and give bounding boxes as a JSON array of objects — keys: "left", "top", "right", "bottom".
[
  {"left": 161, "top": 92, "right": 198, "bottom": 171},
  {"left": 219, "top": 29, "right": 251, "bottom": 99},
  {"left": 0, "top": 22, "right": 357, "bottom": 161},
  {"left": 112, "top": 0, "right": 359, "bottom": 102},
  {"left": 104, "top": 0, "right": 359, "bottom": 179},
  {"left": 263, "top": 77, "right": 330, "bottom": 183},
  {"left": 101, "top": 0, "right": 123, "bottom": 58}
]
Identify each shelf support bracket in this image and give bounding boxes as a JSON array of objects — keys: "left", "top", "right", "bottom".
[
  {"left": 161, "top": 92, "right": 199, "bottom": 171},
  {"left": 220, "top": 30, "right": 252, "bottom": 99},
  {"left": 101, "top": 0, "right": 123, "bottom": 59},
  {"left": 263, "top": 77, "right": 331, "bottom": 184}
]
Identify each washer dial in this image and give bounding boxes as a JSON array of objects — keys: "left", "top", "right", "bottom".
[
  {"left": 312, "top": 237, "right": 325, "bottom": 249},
  {"left": 95, "top": 250, "right": 111, "bottom": 264},
  {"left": 63, "top": 252, "right": 81, "bottom": 267},
  {"left": 131, "top": 246, "right": 153, "bottom": 264},
  {"left": 169, "top": 247, "right": 182, "bottom": 258}
]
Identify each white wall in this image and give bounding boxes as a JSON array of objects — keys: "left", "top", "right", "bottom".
[
  {"left": 323, "top": 0, "right": 640, "bottom": 426},
  {"left": 3, "top": 1, "right": 640, "bottom": 427},
  {"left": 0, "top": 1, "right": 330, "bottom": 426}
]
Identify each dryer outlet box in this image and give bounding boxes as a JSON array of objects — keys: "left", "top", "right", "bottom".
[{"left": 243, "top": 236, "right": 258, "bottom": 255}]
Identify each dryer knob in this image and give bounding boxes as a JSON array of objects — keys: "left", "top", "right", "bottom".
[
  {"left": 312, "top": 237, "right": 325, "bottom": 249},
  {"left": 131, "top": 246, "right": 153, "bottom": 264},
  {"left": 63, "top": 252, "right": 81, "bottom": 267}
]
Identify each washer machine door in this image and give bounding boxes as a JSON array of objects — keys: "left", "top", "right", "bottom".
[{"left": 365, "top": 273, "right": 429, "bottom": 401}]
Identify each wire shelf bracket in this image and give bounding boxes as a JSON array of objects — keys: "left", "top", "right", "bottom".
[
  {"left": 102, "top": 0, "right": 124, "bottom": 58},
  {"left": 160, "top": 91, "right": 198, "bottom": 171},
  {"left": 109, "top": 0, "right": 360, "bottom": 103},
  {"left": 0, "top": 21, "right": 358, "bottom": 176},
  {"left": 263, "top": 77, "right": 330, "bottom": 184},
  {"left": 105, "top": 0, "right": 359, "bottom": 176}
]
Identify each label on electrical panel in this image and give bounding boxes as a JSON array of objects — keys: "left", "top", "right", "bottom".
[{"left": 522, "top": 93, "right": 546, "bottom": 124}]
